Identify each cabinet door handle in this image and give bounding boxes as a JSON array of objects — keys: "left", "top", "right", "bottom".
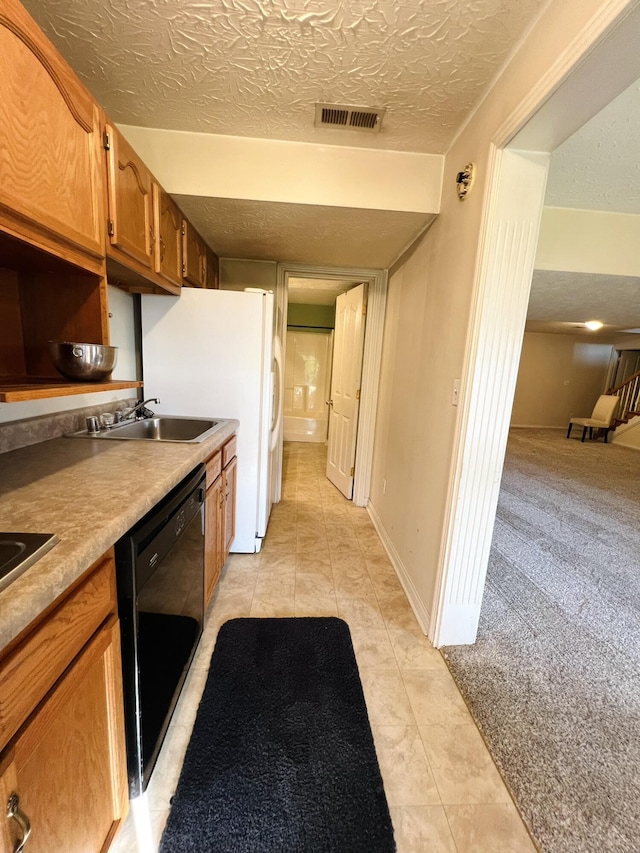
[{"left": 7, "top": 793, "right": 31, "bottom": 852}]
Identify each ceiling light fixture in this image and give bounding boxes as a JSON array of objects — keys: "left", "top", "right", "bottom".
[{"left": 584, "top": 320, "right": 603, "bottom": 331}]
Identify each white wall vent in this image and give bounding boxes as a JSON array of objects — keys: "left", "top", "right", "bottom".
[{"left": 315, "top": 103, "right": 385, "bottom": 133}]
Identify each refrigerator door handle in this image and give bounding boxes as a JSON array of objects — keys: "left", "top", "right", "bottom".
[{"left": 270, "top": 335, "right": 283, "bottom": 451}]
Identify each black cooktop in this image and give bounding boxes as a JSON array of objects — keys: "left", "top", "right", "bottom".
[{"left": 0, "top": 533, "right": 59, "bottom": 594}]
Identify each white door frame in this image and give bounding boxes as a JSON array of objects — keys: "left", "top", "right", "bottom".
[
  {"left": 431, "top": 0, "right": 640, "bottom": 647},
  {"left": 276, "top": 263, "right": 388, "bottom": 507}
]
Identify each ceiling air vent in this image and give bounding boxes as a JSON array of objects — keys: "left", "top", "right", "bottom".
[{"left": 315, "top": 103, "right": 385, "bottom": 133}]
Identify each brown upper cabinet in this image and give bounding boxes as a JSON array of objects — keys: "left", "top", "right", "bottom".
[
  {"left": 0, "top": 0, "right": 221, "bottom": 400},
  {"left": 183, "top": 220, "right": 220, "bottom": 289},
  {"left": 106, "top": 123, "right": 224, "bottom": 295},
  {"left": 206, "top": 245, "right": 220, "bottom": 290},
  {"left": 182, "top": 219, "right": 208, "bottom": 288},
  {"left": 105, "top": 124, "right": 154, "bottom": 273},
  {"left": 0, "top": 0, "right": 104, "bottom": 267},
  {"left": 154, "top": 184, "right": 183, "bottom": 289}
]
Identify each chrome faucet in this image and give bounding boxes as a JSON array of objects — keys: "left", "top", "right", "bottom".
[{"left": 122, "top": 397, "right": 160, "bottom": 421}]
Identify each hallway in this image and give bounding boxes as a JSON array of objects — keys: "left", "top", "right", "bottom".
[{"left": 114, "top": 443, "right": 535, "bottom": 852}]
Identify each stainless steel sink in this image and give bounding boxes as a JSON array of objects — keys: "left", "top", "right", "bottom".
[
  {"left": 69, "top": 416, "right": 224, "bottom": 443},
  {"left": 0, "top": 533, "right": 59, "bottom": 593}
]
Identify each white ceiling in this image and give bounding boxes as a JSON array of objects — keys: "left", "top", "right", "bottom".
[
  {"left": 20, "top": 0, "right": 546, "bottom": 270},
  {"left": 174, "top": 194, "right": 434, "bottom": 268},
  {"left": 545, "top": 77, "right": 640, "bottom": 215},
  {"left": 21, "top": 0, "right": 546, "bottom": 155},
  {"left": 288, "top": 277, "right": 354, "bottom": 305},
  {"left": 527, "top": 270, "right": 640, "bottom": 336},
  {"left": 21, "top": 0, "right": 639, "bottom": 319},
  {"left": 529, "top": 77, "right": 640, "bottom": 336}
]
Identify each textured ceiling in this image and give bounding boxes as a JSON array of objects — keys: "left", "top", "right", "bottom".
[
  {"left": 173, "top": 194, "right": 433, "bottom": 267},
  {"left": 532, "top": 78, "right": 640, "bottom": 335},
  {"left": 545, "top": 77, "right": 640, "bottom": 214},
  {"left": 20, "top": 0, "right": 639, "bottom": 324},
  {"left": 288, "top": 277, "right": 354, "bottom": 304},
  {"left": 22, "top": 0, "right": 546, "bottom": 154},
  {"left": 527, "top": 270, "right": 640, "bottom": 336}
]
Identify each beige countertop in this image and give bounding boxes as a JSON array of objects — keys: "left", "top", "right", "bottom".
[{"left": 0, "top": 418, "right": 238, "bottom": 653}]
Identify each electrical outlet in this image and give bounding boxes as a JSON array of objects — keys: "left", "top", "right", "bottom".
[{"left": 452, "top": 378, "right": 460, "bottom": 406}]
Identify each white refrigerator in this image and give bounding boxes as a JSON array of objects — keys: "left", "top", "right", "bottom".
[{"left": 141, "top": 288, "right": 281, "bottom": 553}]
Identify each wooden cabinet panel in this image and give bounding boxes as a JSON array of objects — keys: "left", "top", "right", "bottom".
[
  {"left": 204, "top": 474, "right": 223, "bottom": 608},
  {"left": 205, "top": 450, "right": 222, "bottom": 489},
  {"left": 182, "top": 219, "right": 207, "bottom": 288},
  {"left": 204, "top": 440, "right": 237, "bottom": 608},
  {"left": 0, "top": 553, "right": 116, "bottom": 753},
  {"left": 0, "top": 758, "right": 19, "bottom": 851},
  {"left": 0, "top": 618, "right": 127, "bottom": 853},
  {"left": 154, "top": 184, "right": 182, "bottom": 288},
  {"left": 105, "top": 124, "right": 153, "bottom": 270},
  {"left": 223, "top": 455, "right": 237, "bottom": 560},
  {"left": 222, "top": 435, "right": 237, "bottom": 469},
  {"left": 206, "top": 246, "right": 220, "bottom": 290},
  {"left": 0, "top": 0, "right": 104, "bottom": 262}
]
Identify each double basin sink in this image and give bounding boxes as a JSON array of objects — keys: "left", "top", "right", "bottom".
[{"left": 71, "top": 416, "right": 224, "bottom": 444}]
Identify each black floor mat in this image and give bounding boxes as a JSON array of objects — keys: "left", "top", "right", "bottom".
[{"left": 159, "top": 617, "right": 395, "bottom": 853}]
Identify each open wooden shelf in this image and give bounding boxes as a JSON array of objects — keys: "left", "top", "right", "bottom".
[{"left": 0, "top": 378, "right": 142, "bottom": 403}]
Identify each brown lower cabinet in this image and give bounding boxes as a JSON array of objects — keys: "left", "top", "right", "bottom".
[
  {"left": 204, "top": 471, "right": 224, "bottom": 607},
  {"left": 0, "top": 551, "right": 128, "bottom": 853},
  {"left": 204, "top": 438, "right": 237, "bottom": 609},
  {"left": 223, "top": 454, "right": 237, "bottom": 558}
]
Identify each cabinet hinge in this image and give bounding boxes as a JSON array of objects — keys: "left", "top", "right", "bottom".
[
  {"left": 182, "top": 263, "right": 187, "bottom": 275},
  {"left": 103, "top": 131, "right": 111, "bottom": 151},
  {"left": 107, "top": 219, "right": 115, "bottom": 237},
  {"left": 355, "top": 389, "right": 361, "bottom": 400},
  {"left": 350, "top": 466, "right": 355, "bottom": 477},
  {"left": 362, "top": 304, "right": 367, "bottom": 316},
  {"left": 182, "top": 224, "right": 186, "bottom": 236}
]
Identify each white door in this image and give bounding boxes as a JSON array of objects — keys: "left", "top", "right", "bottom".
[{"left": 326, "top": 283, "right": 367, "bottom": 498}]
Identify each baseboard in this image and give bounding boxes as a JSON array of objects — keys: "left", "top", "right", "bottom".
[
  {"left": 366, "top": 501, "right": 431, "bottom": 636},
  {"left": 509, "top": 424, "right": 565, "bottom": 430}
]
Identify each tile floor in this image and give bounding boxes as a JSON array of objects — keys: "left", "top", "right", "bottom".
[{"left": 112, "top": 442, "right": 536, "bottom": 853}]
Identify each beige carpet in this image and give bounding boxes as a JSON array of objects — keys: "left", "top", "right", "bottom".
[{"left": 443, "top": 428, "right": 640, "bottom": 853}]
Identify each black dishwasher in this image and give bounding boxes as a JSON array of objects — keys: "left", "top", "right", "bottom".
[{"left": 115, "top": 464, "right": 206, "bottom": 797}]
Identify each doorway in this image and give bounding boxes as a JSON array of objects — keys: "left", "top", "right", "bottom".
[
  {"left": 284, "top": 277, "right": 367, "bottom": 500},
  {"left": 283, "top": 326, "right": 333, "bottom": 443},
  {"left": 431, "top": 2, "right": 640, "bottom": 646},
  {"left": 277, "top": 264, "right": 386, "bottom": 506}
]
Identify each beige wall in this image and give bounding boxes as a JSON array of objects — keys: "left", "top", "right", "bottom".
[
  {"left": 219, "top": 258, "right": 277, "bottom": 292},
  {"left": 119, "top": 125, "right": 443, "bottom": 215},
  {"left": 511, "top": 332, "right": 613, "bottom": 427},
  {"left": 612, "top": 418, "right": 640, "bottom": 449},
  {"left": 287, "top": 303, "right": 335, "bottom": 329},
  {"left": 367, "top": 0, "right": 627, "bottom": 626},
  {"left": 536, "top": 208, "right": 640, "bottom": 276}
]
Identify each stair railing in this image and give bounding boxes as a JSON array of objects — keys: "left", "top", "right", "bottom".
[{"left": 607, "top": 369, "right": 640, "bottom": 423}]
